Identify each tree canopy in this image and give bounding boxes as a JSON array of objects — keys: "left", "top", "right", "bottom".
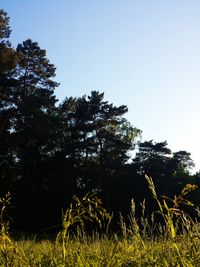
[{"left": 0, "top": 10, "right": 199, "bottom": 231}]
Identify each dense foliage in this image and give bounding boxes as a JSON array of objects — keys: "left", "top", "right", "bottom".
[{"left": 0, "top": 10, "right": 199, "bottom": 231}]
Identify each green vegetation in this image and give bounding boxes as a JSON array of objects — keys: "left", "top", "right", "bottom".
[
  {"left": 1, "top": 8, "right": 200, "bottom": 232},
  {"left": 0, "top": 9, "right": 200, "bottom": 266},
  {"left": 0, "top": 176, "right": 199, "bottom": 266}
]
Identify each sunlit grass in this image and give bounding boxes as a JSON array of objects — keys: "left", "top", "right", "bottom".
[
  {"left": 1, "top": 232, "right": 199, "bottom": 266},
  {"left": 0, "top": 177, "right": 199, "bottom": 266}
]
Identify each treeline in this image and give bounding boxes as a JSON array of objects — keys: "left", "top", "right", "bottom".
[{"left": 0, "top": 10, "right": 200, "bottom": 231}]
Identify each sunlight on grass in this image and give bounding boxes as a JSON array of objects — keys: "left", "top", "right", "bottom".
[{"left": 0, "top": 177, "right": 199, "bottom": 266}]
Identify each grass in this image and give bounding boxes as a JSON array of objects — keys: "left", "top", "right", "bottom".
[{"left": 0, "top": 177, "right": 199, "bottom": 266}]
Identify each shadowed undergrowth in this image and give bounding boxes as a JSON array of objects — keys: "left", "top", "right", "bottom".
[{"left": 0, "top": 176, "right": 199, "bottom": 266}]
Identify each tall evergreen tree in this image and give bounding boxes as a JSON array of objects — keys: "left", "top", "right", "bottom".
[
  {"left": 59, "top": 91, "right": 141, "bottom": 210},
  {"left": 10, "top": 39, "right": 59, "bottom": 229},
  {"left": 0, "top": 10, "right": 19, "bottom": 195},
  {"left": 0, "top": 13, "right": 60, "bottom": 228}
]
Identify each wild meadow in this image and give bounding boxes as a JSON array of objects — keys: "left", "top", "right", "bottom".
[{"left": 0, "top": 176, "right": 199, "bottom": 267}]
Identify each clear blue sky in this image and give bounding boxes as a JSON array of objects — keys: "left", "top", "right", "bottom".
[{"left": 2, "top": 0, "right": 200, "bottom": 172}]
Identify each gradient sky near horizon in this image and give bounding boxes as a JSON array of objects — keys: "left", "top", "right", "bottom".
[{"left": 2, "top": 1, "right": 200, "bottom": 172}]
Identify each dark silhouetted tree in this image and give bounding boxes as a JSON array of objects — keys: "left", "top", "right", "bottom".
[{"left": 58, "top": 91, "right": 141, "bottom": 211}]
